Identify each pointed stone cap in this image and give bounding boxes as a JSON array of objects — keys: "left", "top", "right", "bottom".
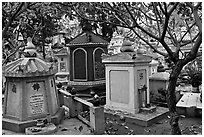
[
  {"left": 149, "top": 59, "right": 159, "bottom": 65},
  {"left": 24, "top": 37, "right": 37, "bottom": 57},
  {"left": 121, "top": 40, "right": 135, "bottom": 52},
  {"left": 136, "top": 47, "right": 146, "bottom": 54}
]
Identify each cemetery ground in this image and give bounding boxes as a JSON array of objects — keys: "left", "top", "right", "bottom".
[
  {"left": 2, "top": 112, "right": 202, "bottom": 135},
  {"left": 2, "top": 84, "right": 202, "bottom": 135}
]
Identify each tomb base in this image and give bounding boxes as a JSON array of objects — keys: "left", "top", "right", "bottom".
[
  {"left": 140, "top": 106, "right": 157, "bottom": 113},
  {"left": 105, "top": 107, "right": 169, "bottom": 127},
  {"left": 25, "top": 123, "right": 57, "bottom": 135},
  {"left": 2, "top": 107, "right": 65, "bottom": 133},
  {"left": 105, "top": 105, "right": 140, "bottom": 114}
]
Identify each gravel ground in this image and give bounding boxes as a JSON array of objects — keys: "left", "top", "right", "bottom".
[{"left": 104, "top": 115, "right": 202, "bottom": 135}]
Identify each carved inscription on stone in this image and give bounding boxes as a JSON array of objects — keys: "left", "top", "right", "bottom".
[{"left": 29, "top": 93, "right": 44, "bottom": 115}]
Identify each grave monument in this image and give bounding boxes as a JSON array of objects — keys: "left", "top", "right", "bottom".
[
  {"left": 66, "top": 31, "right": 109, "bottom": 90},
  {"left": 102, "top": 40, "right": 152, "bottom": 114},
  {"left": 54, "top": 47, "right": 70, "bottom": 83},
  {"left": 2, "top": 37, "right": 64, "bottom": 132}
]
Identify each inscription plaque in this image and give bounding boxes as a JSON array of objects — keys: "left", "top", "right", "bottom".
[{"left": 29, "top": 93, "right": 45, "bottom": 115}]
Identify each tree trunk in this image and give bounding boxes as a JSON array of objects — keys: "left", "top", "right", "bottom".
[{"left": 166, "top": 62, "right": 183, "bottom": 135}]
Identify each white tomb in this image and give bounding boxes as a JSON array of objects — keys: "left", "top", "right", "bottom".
[{"left": 103, "top": 46, "right": 152, "bottom": 114}]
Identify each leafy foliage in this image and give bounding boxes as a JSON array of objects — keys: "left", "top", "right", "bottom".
[{"left": 184, "top": 57, "right": 202, "bottom": 87}]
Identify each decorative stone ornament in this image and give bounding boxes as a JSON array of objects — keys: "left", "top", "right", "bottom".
[
  {"left": 120, "top": 40, "right": 134, "bottom": 52},
  {"left": 24, "top": 37, "right": 37, "bottom": 57}
]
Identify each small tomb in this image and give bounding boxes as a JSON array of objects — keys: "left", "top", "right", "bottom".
[
  {"left": 54, "top": 47, "right": 70, "bottom": 82},
  {"left": 103, "top": 40, "right": 152, "bottom": 114},
  {"left": 2, "top": 38, "right": 64, "bottom": 132},
  {"left": 66, "top": 31, "right": 109, "bottom": 90}
]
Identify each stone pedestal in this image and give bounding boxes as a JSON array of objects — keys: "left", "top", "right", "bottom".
[{"left": 103, "top": 52, "right": 152, "bottom": 114}]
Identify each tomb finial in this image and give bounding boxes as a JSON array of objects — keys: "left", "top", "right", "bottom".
[{"left": 24, "top": 37, "right": 37, "bottom": 57}]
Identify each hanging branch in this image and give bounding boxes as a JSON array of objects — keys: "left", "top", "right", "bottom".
[
  {"left": 123, "top": 2, "right": 160, "bottom": 41},
  {"left": 32, "top": 23, "right": 42, "bottom": 39},
  {"left": 152, "top": 3, "right": 162, "bottom": 37},
  {"left": 183, "top": 33, "right": 202, "bottom": 65},
  {"left": 105, "top": 3, "right": 131, "bottom": 27},
  {"left": 2, "top": 44, "right": 25, "bottom": 65},
  {"left": 158, "top": 2, "right": 166, "bottom": 15},
  {"left": 180, "top": 33, "right": 199, "bottom": 47},
  {"left": 72, "top": 5, "right": 133, "bottom": 29},
  {"left": 179, "top": 22, "right": 196, "bottom": 43},
  {"left": 131, "top": 6, "right": 160, "bottom": 22},
  {"left": 3, "top": 3, "right": 25, "bottom": 38}
]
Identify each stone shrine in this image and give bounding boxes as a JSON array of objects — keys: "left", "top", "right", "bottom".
[
  {"left": 54, "top": 47, "right": 70, "bottom": 83},
  {"left": 2, "top": 38, "right": 64, "bottom": 132},
  {"left": 149, "top": 59, "right": 159, "bottom": 76},
  {"left": 66, "top": 31, "right": 109, "bottom": 89},
  {"left": 102, "top": 40, "right": 152, "bottom": 114}
]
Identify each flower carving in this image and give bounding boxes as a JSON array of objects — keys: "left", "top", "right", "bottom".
[{"left": 32, "top": 83, "right": 40, "bottom": 91}]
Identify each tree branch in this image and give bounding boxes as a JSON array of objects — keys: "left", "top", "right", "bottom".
[
  {"left": 168, "top": 2, "right": 179, "bottom": 15},
  {"left": 183, "top": 33, "right": 202, "bottom": 65},
  {"left": 186, "top": 2, "right": 202, "bottom": 33},
  {"left": 152, "top": 3, "right": 163, "bottom": 23},
  {"left": 123, "top": 3, "right": 160, "bottom": 41},
  {"left": 105, "top": 3, "right": 130, "bottom": 27},
  {"left": 131, "top": 6, "right": 160, "bottom": 22},
  {"left": 72, "top": 6, "right": 132, "bottom": 29},
  {"left": 158, "top": 2, "right": 166, "bottom": 15},
  {"left": 179, "top": 22, "right": 196, "bottom": 43},
  {"left": 2, "top": 2, "right": 26, "bottom": 38},
  {"left": 160, "top": 14, "right": 169, "bottom": 40},
  {"left": 2, "top": 44, "right": 25, "bottom": 65},
  {"left": 152, "top": 3, "right": 161, "bottom": 37},
  {"left": 32, "top": 23, "right": 42, "bottom": 39},
  {"left": 131, "top": 28, "right": 167, "bottom": 57},
  {"left": 180, "top": 33, "right": 199, "bottom": 47},
  {"left": 167, "top": 28, "right": 178, "bottom": 46}
]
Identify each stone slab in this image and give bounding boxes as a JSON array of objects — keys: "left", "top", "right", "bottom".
[
  {"left": 176, "top": 93, "right": 202, "bottom": 117},
  {"left": 176, "top": 93, "right": 202, "bottom": 108},
  {"left": 105, "top": 107, "right": 169, "bottom": 127},
  {"left": 25, "top": 123, "right": 57, "bottom": 135},
  {"left": 2, "top": 118, "right": 37, "bottom": 133}
]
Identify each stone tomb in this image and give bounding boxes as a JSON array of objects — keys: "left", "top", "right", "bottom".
[
  {"left": 103, "top": 49, "right": 152, "bottom": 114},
  {"left": 149, "top": 59, "right": 159, "bottom": 76},
  {"left": 54, "top": 47, "right": 70, "bottom": 83},
  {"left": 149, "top": 72, "right": 170, "bottom": 100},
  {"left": 66, "top": 31, "right": 108, "bottom": 89},
  {"left": 2, "top": 38, "right": 64, "bottom": 132}
]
